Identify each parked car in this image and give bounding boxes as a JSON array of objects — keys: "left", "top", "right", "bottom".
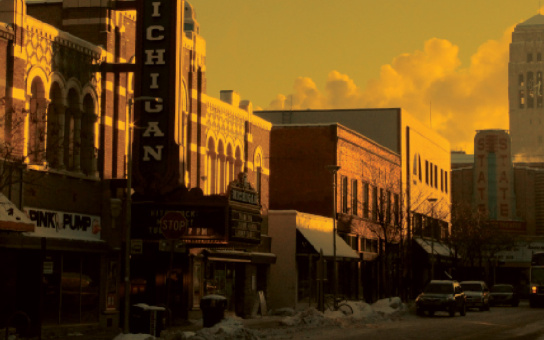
[
  {"left": 460, "top": 281, "right": 490, "bottom": 311},
  {"left": 416, "top": 280, "right": 467, "bottom": 317},
  {"left": 490, "top": 284, "right": 520, "bottom": 307}
]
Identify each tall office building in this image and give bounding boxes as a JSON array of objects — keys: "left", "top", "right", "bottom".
[{"left": 509, "top": 14, "right": 544, "bottom": 160}]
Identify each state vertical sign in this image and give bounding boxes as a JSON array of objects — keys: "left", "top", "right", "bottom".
[{"left": 133, "top": 0, "right": 184, "bottom": 197}]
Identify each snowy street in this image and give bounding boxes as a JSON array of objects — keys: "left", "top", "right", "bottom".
[{"left": 106, "top": 298, "right": 544, "bottom": 340}]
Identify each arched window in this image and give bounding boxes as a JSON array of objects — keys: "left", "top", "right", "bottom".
[
  {"left": 65, "top": 88, "right": 80, "bottom": 171},
  {"left": 234, "top": 146, "right": 243, "bottom": 177},
  {"left": 206, "top": 138, "right": 216, "bottom": 194},
  {"left": 254, "top": 148, "right": 263, "bottom": 203},
  {"left": 217, "top": 140, "right": 226, "bottom": 194},
  {"left": 28, "top": 77, "right": 47, "bottom": 165},
  {"left": 226, "top": 144, "right": 234, "bottom": 186},
  {"left": 47, "top": 82, "right": 64, "bottom": 169},
  {"left": 81, "top": 94, "right": 97, "bottom": 176}
]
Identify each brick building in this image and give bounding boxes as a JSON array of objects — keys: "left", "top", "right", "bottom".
[
  {"left": 0, "top": 0, "right": 135, "bottom": 334},
  {"left": 257, "top": 108, "right": 452, "bottom": 296},
  {"left": 0, "top": 0, "right": 273, "bottom": 335},
  {"left": 267, "top": 123, "right": 401, "bottom": 303}
]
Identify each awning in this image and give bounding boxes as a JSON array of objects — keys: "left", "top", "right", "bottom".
[
  {"left": 297, "top": 227, "right": 359, "bottom": 259},
  {"left": 414, "top": 237, "right": 452, "bottom": 257},
  {"left": 0, "top": 194, "right": 34, "bottom": 232},
  {"left": 203, "top": 249, "right": 277, "bottom": 264}
]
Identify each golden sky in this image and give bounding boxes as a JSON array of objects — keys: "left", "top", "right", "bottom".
[{"left": 189, "top": 0, "right": 542, "bottom": 153}]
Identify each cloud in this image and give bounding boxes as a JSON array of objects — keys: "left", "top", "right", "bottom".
[{"left": 267, "top": 27, "right": 514, "bottom": 153}]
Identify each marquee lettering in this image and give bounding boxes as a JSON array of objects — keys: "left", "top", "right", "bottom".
[
  {"left": 500, "top": 187, "right": 508, "bottom": 199},
  {"left": 477, "top": 187, "right": 485, "bottom": 199},
  {"left": 151, "top": 2, "right": 161, "bottom": 16},
  {"left": 143, "top": 146, "right": 164, "bottom": 161},
  {"left": 146, "top": 26, "right": 165, "bottom": 40},
  {"left": 143, "top": 122, "right": 165, "bottom": 137},
  {"left": 149, "top": 74, "right": 160, "bottom": 89},
  {"left": 145, "top": 99, "right": 163, "bottom": 112},
  {"left": 144, "top": 49, "right": 166, "bottom": 65},
  {"left": 140, "top": 0, "right": 168, "bottom": 164}
]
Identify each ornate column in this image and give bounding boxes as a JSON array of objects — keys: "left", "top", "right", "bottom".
[
  {"left": 73, "top": 110, "right": 82, "bottom": 172},
  {"left": 90, "top": 113, "right": 99, "bottom": 177},
  {"left": 37, "top": 98, "right": 50, "bottom": 166}
]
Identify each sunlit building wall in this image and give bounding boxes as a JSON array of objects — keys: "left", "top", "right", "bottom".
[
  {"left": 256, "top": 108, "right": 452, "bottom": 235},
  {"left": 509, "top": 14, "right": 544, "bottom": 160}
]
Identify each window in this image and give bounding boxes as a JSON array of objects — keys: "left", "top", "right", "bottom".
[
  {"left": 429, "top": 162, "right": 433, "bottom": 187},
  {"left": 425, "top": 160, "right": 429, "bottom": 184},
  {"left": 434, "top": 165, "right": 438, "bottom": 188},
  {"left": 342, "top": 176, "right": 348, "bottom": 213},
  {"left": 362, "top": 183, "right": 369, "bottom": 218},
  {"left": 351, "top": 180, "right": 358, "bottom": 216},
  {"left": 386, "top": 190, "right": 392, "bottom": 223},
  {"left": 379, "top": 188, "right": 385, "bottom": 221},
  {"left": 528, "top": 71, "right": 534, "bottom": 108},
  {"left": 528, "top": 53, "right": 533, "bottom": 63},
  {"left": 520, "top": 90, "right": 525, "bottom": 108},
  {"left": 371, "top": 186, "right": 378, "bottom": 221},
  {"left": 440, "top": 169, "right": 444, "bottom": 191},
  {"left": 445, "top": 172, "right": 448, "bottom": 193},
  {"left": 393, "top": 194, "right": 399, "bottom": 225},
  {"left": 418, "top": 157, "right": 422, "bottom": 181},
  {"left": 539, "top": 53, "right": 542, "bottom": 62},
  {"left": 519, "top": 74, "right": 525, "bottom": 87}
]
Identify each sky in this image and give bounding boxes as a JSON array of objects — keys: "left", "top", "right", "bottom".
[{"left": 188, "top": 0, "right": 543, "bottom": 153}]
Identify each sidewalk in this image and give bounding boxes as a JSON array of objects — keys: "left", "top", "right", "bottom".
[{"left": 34, "top": 314, "right": 285, "bottom": 340}]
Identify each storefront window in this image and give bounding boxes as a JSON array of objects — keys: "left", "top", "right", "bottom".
[{"left": 43, "top": 252, "right": 100, "bottom": 324}]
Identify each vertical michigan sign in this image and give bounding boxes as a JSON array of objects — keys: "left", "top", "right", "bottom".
[{"left": 133, "top": 0, "right": 184, "bottom": 196}]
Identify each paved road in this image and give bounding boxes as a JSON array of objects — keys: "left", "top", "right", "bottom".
[{"left": 285, "top": 300, "right": 544, "bottom": 340}]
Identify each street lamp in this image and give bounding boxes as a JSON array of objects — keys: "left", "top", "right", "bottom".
[
  {"left": 427, "top": 197, "right": 437, "bottom": 280},
  {"left": 123, "top": 96, "right": 158, "bottom": 332},
  {"left": 326, "top": 164, "right": 340, "bottom": 309}
]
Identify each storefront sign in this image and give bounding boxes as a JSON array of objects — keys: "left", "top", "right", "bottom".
[
  {"left": 229, "top": 209, "right": 262, "bottom": 242},
  {"left": 160, "top": 211, "right": 188, "bottom": 239},
  {"left": 24, "top": 207, "right": 101, "bottom": 241},
  {"left": 132, "top": 203, "right": 227, "bottom": 243},
  {"left": 230, "top": 189, "right": 258, "bottom": 205},
  {"left": 228, "top": 173, "right": 260, "bottom": 205}
]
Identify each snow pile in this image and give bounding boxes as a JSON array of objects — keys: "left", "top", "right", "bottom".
[
  {"left": 113, "top": 334, "right": 157, "bottom": 340},
  {"left": 188, "top": 318, "right": 259, "bottom": 340},
  {"left": 280, "top": 307, "right": 334, "bottom": 327},
  {"left": 323, "top": 297, "right": 407, "bottom": 325}
]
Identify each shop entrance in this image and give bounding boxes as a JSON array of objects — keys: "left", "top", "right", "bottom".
[{"left": 204, "top": 262, "right": 237, "bottom": 310}]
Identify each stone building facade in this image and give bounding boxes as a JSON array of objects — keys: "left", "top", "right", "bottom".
[
  {"left": 0, "top": 0, "right": 273, "bottom": 336},
  {"left": 509, "top": 14, "right": 544, "bottom": 160}
]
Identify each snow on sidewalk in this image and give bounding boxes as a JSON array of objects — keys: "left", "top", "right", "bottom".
[{"left": 110, "top": 297, "right": 408, "bottom": 340}]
